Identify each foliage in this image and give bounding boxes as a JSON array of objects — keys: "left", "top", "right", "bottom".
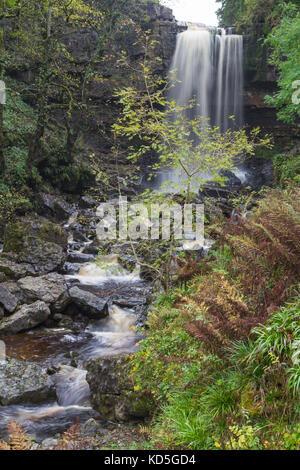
[
  {"left": 274, "top": 152, "right": 300, "bottom": 187},
  {"left": 0, "top": 421, "right": 30, "bottom": 450},
  {"left": 216, "top": 0, "right": 297, "bottom": 33},
  {"left": 221, "top": 188, "right": 300, "bottom": 315},
  {"left": 265, "top": 7, "right": 300, "bottom": 124},
  {"left": 0, "top": 188, "right": 32, "bottom": 225},
  {"left": 130, "top": 188, "right": 300, "bottom": 450},
  {"left": 54, "top": 423, "right": 83, "bottom": 451},
  {"left": 113, "top": 35, "right": 272, "bottom": 202},
  {"left": 248, "top": 298, "right": 300, "bottom": 396}
]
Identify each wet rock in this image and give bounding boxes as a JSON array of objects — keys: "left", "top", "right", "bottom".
[
  {"left": 71, "top": 229, "right": 89, "bottom": 243},
  {"left": 86, "top": 355, "right": 154, "bottom": 422},
  {"left": 18, "top": 273, "right": 70, "bottom": 312},
  {"left": 54, "top": 314, "right": 74, "bottom": 327},
  {"left": 68, "top": 242, "right": 83, "bottom": 251},
  {"left": 0, "top": 358, "right": 56, "bottom": 405},
  {"left": 82, "top": 245, "right": 99, "bottom": 256},
  {"left": 36, "top": 193, "right": 76, "bottom": 222},
  {"left": 61, "top": 262, "right": 80, "bottom": 275},
  {"left": 112, "top": 296, "right": 149, "bottom": 309},
  {"left": 241, "top": 158, "right": 274, "bottom": 190},
  {"left": 200, "top": 181, "right": 240, "bottom": 199},
  {"left": 0, "top": 284, "right": 19, "bottom": 314},
  {"left": 0, "top": 301, "right": 51, "bottom": 335},
  {"left": 0, "top": 257, "right": 36, "bottom": 280},
  {"left": 68, "top": 286, "right": 109, "bottom": 319},
  {"left": 67, "top": 252, "right": 95, "bottom": 264}
]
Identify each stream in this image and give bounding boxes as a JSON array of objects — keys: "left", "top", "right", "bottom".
[{"left": 0, "top": 210, "right": 149, "bottom": 442}]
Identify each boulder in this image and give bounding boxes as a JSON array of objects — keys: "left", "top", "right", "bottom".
[
  {"left": 0, "top": 301, "right": 51, "bottom": 335},
  {"left": 61, "top": 262, "right": 80, "bottom": 275},
  {"left": 68, "top": 287, "right": 109, "bottom": 319},
  {"left": 3, "top": 216, "right": 67, "bottom": 251},
  {"left": 0, "top": 358, "right": 56, "bottom": 405},
  {"left": 82, "top": 245, "right": 99, "bottom": 256},
  {"left": 16, "top": 238, "right": 66, "bottom": 275},
  {"left": 17, "top": 273, "right": 70, "bottom": 312},
  {"left": 81, "top": 418, "right": 101, "bottom": 436},
  {"left": 35, "top": 193, "right": 76, "bottom": 222},
  {"left": 67, "top": 252, "right": 95, "bottom": 264},
  {"left": 0, "top": 281, "right": 26, "bottom": 304},
  {"left": 1, "top": 217, "right": 68, "bottom": 277},
  {"left": 0, "top": 284, "right": 19, "bottom": 313},
  {"left": 85, "top": 355, "right": 154, "bottom": 422},
  {"left": 0, "top": 257, "right": 36, "bottom": 280}
]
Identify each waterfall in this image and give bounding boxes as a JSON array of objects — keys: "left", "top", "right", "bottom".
[
  {"left": 146, "top": 27, "right": 245, "bottom": 192},
  {"left": 169, "top": 28, "right": 244, "bottom": 131},
  {"left": 215, "top": 33, "right": 244, "bottom": 131},
  {"left": 169, "top": 30, "right": 214, "bottom": 121}
]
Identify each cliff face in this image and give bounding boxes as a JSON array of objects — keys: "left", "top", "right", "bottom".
[
  {"left": 243, "top": 34, "right": 299, "bottom": 140},
  {"left": 5, "top": 2, "right": 181, "bottom": 186}
]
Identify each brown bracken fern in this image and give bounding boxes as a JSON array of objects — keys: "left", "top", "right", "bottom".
[
  {"left": 183, "top": 188, "right": 300, "bottom": 354},
  {"left": 0, "top": 421, "right": 30, "bottom": 450}
]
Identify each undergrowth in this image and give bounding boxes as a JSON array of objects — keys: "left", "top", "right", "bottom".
[{"left": 130, "top": 188, "right": 300, "bottom": 450}]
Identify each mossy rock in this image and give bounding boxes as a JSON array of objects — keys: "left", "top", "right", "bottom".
[
  {"left": 3, "top": 216, "right": 67, "bottom": 253},
  {"left": 85, "top": 355, "right": 155, "bottom": 422}
]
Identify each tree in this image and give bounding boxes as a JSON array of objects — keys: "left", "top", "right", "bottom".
[
  {"left": 17, "top": 0, "right": 103, "bottom": 181},
  {"left": 0, "top": 0, "right": 18, "bottom": 174},
  {"left": 113, "top": 36, "right": 272, "bottom": 202},
  {"left": 265, "top": 6, "right": 300, "bottom": 124}
]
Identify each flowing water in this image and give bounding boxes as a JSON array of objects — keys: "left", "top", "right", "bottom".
[{"left": 0, "top": 214, "right": 147, "bottom": 441}]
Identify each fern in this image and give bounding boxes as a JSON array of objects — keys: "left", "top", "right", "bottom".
[{"left": 0, "top": 421, "right": 30, "bottom": 450}]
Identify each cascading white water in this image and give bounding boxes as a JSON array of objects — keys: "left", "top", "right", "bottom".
[
  {"left": 170, "top": 27, "right": 244, "bottom": 130},
  {"left": 215, "top": 33, "right": 244, "bottom": 131},
  {"left": 169, "top": 30, "right": 214, "bottom": 121}
]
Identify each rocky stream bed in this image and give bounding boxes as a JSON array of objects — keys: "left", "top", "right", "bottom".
[{"left": 0, "top": 194, "right": 153, "bottom": 447}]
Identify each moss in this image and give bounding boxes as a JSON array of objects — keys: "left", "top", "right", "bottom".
[
  {"left": 39, "top": 222, "right": 66, "bottom": 246},
  {"left": 127, "top": 392, "right": 155, "bottom": 418},
  {"left": 3, "top": 222, "right": 26, "bottom": 253},
  {"left": 241, "top": 384, "right": 263, "bottom": 417}
]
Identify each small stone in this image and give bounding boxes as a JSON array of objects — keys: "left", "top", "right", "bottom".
[
  {"left": 82, "top": 418, "right": 101, "bottom": 435},
  {"left": 41, "top": 438, "right": 59, "bottom": 450}
]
